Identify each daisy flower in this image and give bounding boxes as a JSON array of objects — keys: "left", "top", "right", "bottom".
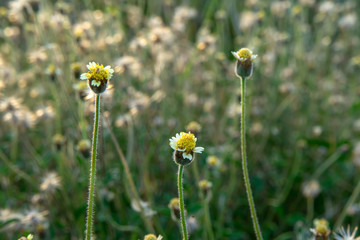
[
  {"left": 334, "top": 226, "right": 360, "bottom": 240},
  {"left": 169, "top": 132, "right": 204, "bottom": 165},
  {"left": 80, "top": 62, "right": 114, "bottom": 94},
  {"left": 231, "top": 48, "right": 257, "bottom": 79}
]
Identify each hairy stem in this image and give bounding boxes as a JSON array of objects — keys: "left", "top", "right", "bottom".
[
  {"left": 241, "top": 77, "right": 263, "bottom": 240},
  {"left": 85, "top": 94, "right": 100, "bottom": 240},
  {"left": 178, "top": 165, "right": 188, "bottom": 240}
]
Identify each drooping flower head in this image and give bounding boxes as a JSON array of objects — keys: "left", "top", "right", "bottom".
[
  {"left": 80, "top": 62, "right": 114, "bottom": 94},
  {"left": 169, "top": 132, "right": 204, "bottom": 165},
  {"left": 231, "top": 48, "right": 257, "bottom": 79}
]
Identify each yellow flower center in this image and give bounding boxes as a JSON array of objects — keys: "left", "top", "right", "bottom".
[
  {"left": 237, "top": 48, "right": 252, "bottom": 59},
  {"left": 207, "top": 156, "right": 218, "bottom": 166},
  {"left": 85, "top": 64, "right": 112, "bottom": 83},
  {"left": 314, "top": 219, "right": 329, "bottom": 235},
  {"left": 144, "top": 234, "right": 157, "bottom": 240},
  {"left": 176, "top": 132, "right": 196, "bottom": 152}
]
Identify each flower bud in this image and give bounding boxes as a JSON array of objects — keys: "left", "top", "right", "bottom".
[
  {"left": 168, "top": 197, "right": 184, "bottom": 221},
  {"left": 77, "top": 139, "right": 91, "bottom": 158}
]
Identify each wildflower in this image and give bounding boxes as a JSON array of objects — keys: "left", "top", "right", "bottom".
[
  {"left": 77, "top": 139, "right": 91, "bottom": 158},
  {"left": 52, "top": 134, "right": 65, "bottom": 150},
  {"left": 168, "top": 198, "right": 182, "bottom": 220},
  {"left": 198, "top": 179, "right": 212, "bottom": 196},
  {"left": 18, "top": 234, "right": 34, "bottom": 240},
  {"left": 40, "top": 172, "right": 61, "bottom": 193},
  {"left": 185, "top": 121, "right": 202, "bottom": 136},
  {"left": 310, "top": 218, "right": 331, "bottom": 239},
  {"left": 131, "top": 199, "right": 157, "bottom": 217},
  {"left": 144, "top": 234, "right": 163, "bottom": 240},
  {"left": 71, "top": 62, "right": 82, "bottom": 78},
  {"left": 206, "top": 155, "right": 221, "bottom": 168},
  {"left": 80, "top": 62, "right": 114, "bottom": 94},
  {"left": 334, "top": 226, "right": 360, "bottom": 240},
  {"left": 169, "top": 132, "right": 204, "bottom": 166},
  {"left": 186, "top": 216, "right": 199, "bottom": 234},
  {"left": 302, "top": 180, "right": 321, "bottom": 199},
  {"left": 231, "top": 48, "right": 257, "bottom": 79}
]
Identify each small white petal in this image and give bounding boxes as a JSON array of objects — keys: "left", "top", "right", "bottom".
[
  {"left": 91, "top": 80, "right": 101, "bottom": 86},
  {"left": 80, "top": 73, "right": 88, "bottom": 80},
  {"left": 231, "top": 51, "right": 241, "bottom": 61},
  {"left": 193, "top": 147, "right": 204, "bottom": 153},
  {"left": 251, "top": 55, "right": 257, "bottom": 60},
  {"left": 178, "top": 148, "right": 185, "bottom": 152},
  {"left": 182, "top": 152, "right": 193, "bottom": 160}
]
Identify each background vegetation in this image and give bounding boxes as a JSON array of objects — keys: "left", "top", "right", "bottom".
[{"left": 0, "top": 0, "right": 359, "bottom": 239}]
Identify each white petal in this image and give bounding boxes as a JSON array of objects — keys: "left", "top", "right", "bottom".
[
  {"left": 178, "top": 148, "right": 185, "bottom": 152},
  {"left": 91, "top": 80, "right": 100, "bottom": 86},
  {"left": 193, "top": 147, "right": 204, "bottom": 153},
  {"left": 251, "top": 55, "right": 257, "bottom": 61},
  {"left": 231, "top": 51, "right": 240, "bottom": 61},
  {"left": 80, "top": 73, "right": 88, "bottom": 80},
  {"left": 182, "top": 152, "right": 193, "bottom": 160}
]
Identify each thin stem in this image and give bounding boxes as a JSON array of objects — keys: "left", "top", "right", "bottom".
[
  {"left": 106, "top": 118, "right": 155, "bottom": 233},
  {"left": 334, "top": 179, "right": 360, "bottom": 230},
  {"left": 306, "top": 197, "right": 314, "bottom": 224},
  {"left": 240, "top": 77, "right": 263, "bottom": 240},
  {"left": 191, "top": 158, "right": 215, "bottom": 240},
  {"left": 85, "top": 94, "right": 100, "bottom": 240},
  {"left": 178, "top": 165, "right": 188, "bottom": 240}
]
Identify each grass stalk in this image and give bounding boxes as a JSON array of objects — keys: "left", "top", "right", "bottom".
[
  {"left": 334, "top": 179, "right": 360, "bottom": 230},
  {"left": 106, "top": 119, "right": 155, "bottom": 233},
  {"left": 240, "top": 77, "right": 263, "bottom": 240},
  {"left": 85, "top": 94, "right": 101, "bottom": 240}
]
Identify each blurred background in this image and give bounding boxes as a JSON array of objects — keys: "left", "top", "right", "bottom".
[{"left": 0, "top": 0, "right": 359, "bottom": 239}]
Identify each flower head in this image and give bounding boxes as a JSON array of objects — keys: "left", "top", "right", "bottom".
[
  {"left": 169, "top": 132, "right": 204, "bottom": 165},
  {"left": 80, "top": 62, "right": 114, "bottom": 94},
  {"left": 144, "top": 234, "right": 163, "bottom": 240},
  {"left": 310, "top": 218, "right": 331, "bottom": 239},
  {"left": 231, "top": 48, "right": 257, "bottom": 79},
  {"left": 334, "top": 226, "right": 360, "bottom": 240}
]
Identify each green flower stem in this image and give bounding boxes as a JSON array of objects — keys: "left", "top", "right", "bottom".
[
  {"left": 85, "top": 94, "right": 100, "bottom": 240},
  {"left": 178, "top": 165, "right": 188, "bottom": 240},
  {"left": 306, "top": 197, "right": 314, "bottom": 224},
  {"left": 240, "top": 77, "right": 263, "bottom": 240}
]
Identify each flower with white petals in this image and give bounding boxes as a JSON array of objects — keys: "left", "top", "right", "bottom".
[
  {"left": 334, "top": 226, "right": 360, "bottom": 240},
  {"left": 169, "top": 132, "right": 204, "bottom": 165},
  {"left": 231, "top": 48, "right": 257, "bottom": 79},
  {"left": 231, "top": 48, "right": 257, "bottom": 62},
  {"left": 80, "top": 62, "right": 114, "bottom": 94}
]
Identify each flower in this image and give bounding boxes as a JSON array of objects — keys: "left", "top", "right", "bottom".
[
  {"left": 231, "top": 48, "right": 257, "bottom": 62},
  {"left": 80, "top": 62, "right": 114, "bottom": 94},
  {"left": 144, "top": 234, "right": 163, "bottom": 240},
  {"left": 310, "top": 218, "right": 331, "bottom": 239},
  {"left": 334, "top": 226, "right": 360, "bottom": 240},
  {"left": 169, "top": 132, "right": 204, "bottom": 165},
  {"left": 231, "top": 48, "right": 257, "bottom": 79}
]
